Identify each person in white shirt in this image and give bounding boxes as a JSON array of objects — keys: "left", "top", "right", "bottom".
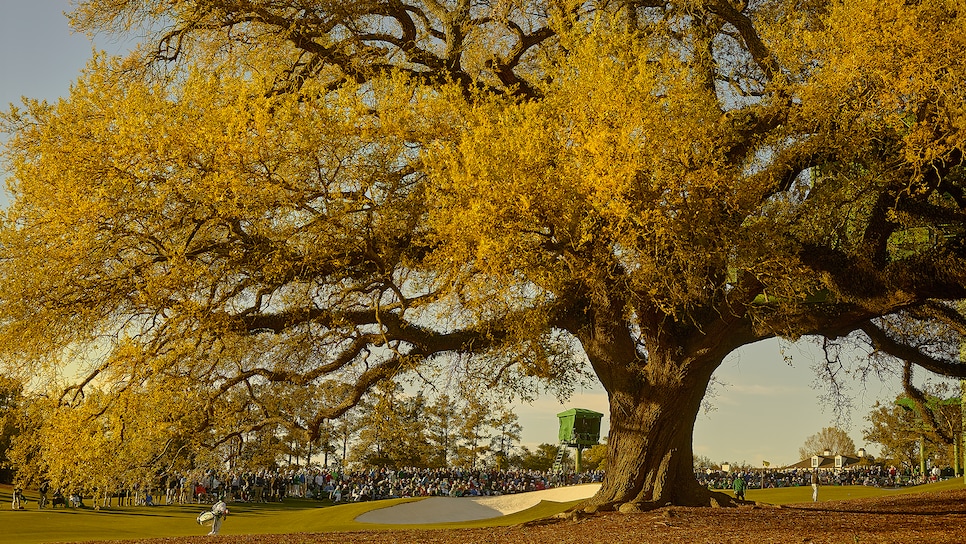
[
  {"left": 11, "top": 486, "right": 24, "bottom": 510},
  {"left": 208, "top": 496, "right": 229, "bottom": 536},
  {"left": 811, "top": 470, "right": 820, "bottom": 502}
]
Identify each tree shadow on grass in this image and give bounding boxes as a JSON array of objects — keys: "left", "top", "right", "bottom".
[{"left": 783, "top": 489, "right": 966, "bottom": 516}]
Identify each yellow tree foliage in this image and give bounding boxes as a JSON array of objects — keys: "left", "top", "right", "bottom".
[{"left": 2, "top": 0, "right": 966, "bottom": 510}]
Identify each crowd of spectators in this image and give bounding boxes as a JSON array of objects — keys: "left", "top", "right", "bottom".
[
  {"left": 696, "top": 464, "right": 932, "bottom": 491},
  {"left": 309, "top": 466, "right": 603, "bottom": 503},
  {"left": 77, "top": 466, "right": 605, "bottom": 508},
  {"left": 42, "top": 460, "right": 951, "bottom": 509}
]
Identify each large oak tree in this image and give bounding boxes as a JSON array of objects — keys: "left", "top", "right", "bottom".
[{"left": 3, "top": 0, "right": 966, "bottom": 511}]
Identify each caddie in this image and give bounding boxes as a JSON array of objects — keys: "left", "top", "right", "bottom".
[{"left": 208, "top": 495, "right": 229, "bottom": 535}]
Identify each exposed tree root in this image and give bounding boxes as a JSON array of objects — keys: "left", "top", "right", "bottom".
[{"left": 576, "top": 488, "right": 740, "bottom": 515}]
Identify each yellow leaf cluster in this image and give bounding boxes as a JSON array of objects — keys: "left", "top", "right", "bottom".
[{"left": 424, "top": 25, "right": 747, "bottom": 316}]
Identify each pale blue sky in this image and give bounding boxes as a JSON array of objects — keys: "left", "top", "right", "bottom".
[
  {"left": 524, "top": 338, "right": 906, "bottom": 467},
  {"left": 0, "top": 0, "right": 928, "bottom": 467},
  {"left": 0, "top": 1, "right": 93, "bottom": 106}
]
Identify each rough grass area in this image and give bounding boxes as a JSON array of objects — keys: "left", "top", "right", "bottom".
[{"left": 3, "top": 480, "right": 966, "bottom": 544}]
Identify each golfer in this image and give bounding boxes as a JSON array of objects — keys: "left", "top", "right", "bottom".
[{"left": 811, "top": 470, "right": 820, "bottom": 502}]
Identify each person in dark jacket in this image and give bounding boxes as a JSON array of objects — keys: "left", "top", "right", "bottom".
[
  {"left": 38, "top": 480, "right": 50, "bottom": 509},
  {"left": 732, "top": 474, "right": 746, "bottom": 501}
]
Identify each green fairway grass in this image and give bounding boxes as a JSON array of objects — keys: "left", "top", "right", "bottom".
[
  {"left": 2, "top": 480, "right": 964, "bottom": 543},
  {"left": 0, "top": 485, "right": 586, "bottom": 543},
  {"left": 729, "top": 476, "right": 966, "bottom": 504}
]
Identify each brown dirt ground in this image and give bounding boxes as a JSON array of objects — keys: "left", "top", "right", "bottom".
[{"left": 63, "top": 489, "right": 966, "bottom": 544}]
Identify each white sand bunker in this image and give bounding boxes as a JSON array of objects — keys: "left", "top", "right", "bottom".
[{"left": 355, "top": 483, "right": 601, "bottom": 524}]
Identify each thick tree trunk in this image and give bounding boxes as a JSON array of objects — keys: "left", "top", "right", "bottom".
[{"left": 582, "top": 353, "right": 733, "bottom": 511}]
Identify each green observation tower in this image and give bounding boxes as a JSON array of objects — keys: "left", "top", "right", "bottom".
[{"left": 554, "top": 408, "right": 604, "bottom": 473}]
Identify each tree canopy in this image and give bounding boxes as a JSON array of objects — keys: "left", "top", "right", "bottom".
[
  {"left": 865, "top": 390, "right": 962, "bottom": 471},
  {"left": 0, "top": 375, "right": 23, "bottom": 484},
  {"left": 798, "top": 427, "right": 857, "bottom": 461},
  {"left": 2, "top": 0, "right": 966, "bottom": 511}
]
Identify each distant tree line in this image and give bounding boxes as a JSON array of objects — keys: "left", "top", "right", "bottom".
[
  {"left": 864, "top": 386, "right": 964, "bottom": 474},
  {"left": 693, "top": 391, "right": 966, "bottom": 476},
  {"left": 0, "top": 373, "right": 607, "bottom": 487}
]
